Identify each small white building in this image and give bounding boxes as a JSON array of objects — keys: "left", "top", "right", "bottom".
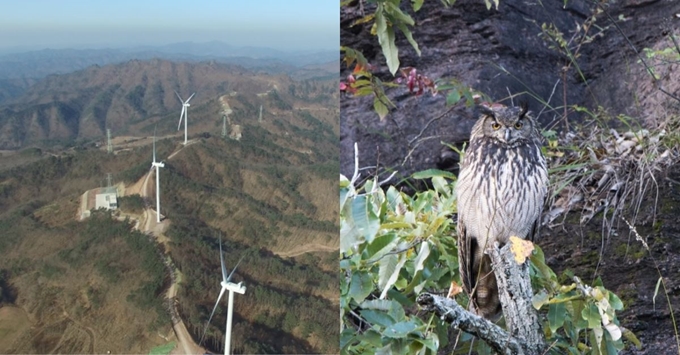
[
  {"left": 95, "top": 187, "right": 118, "bottom": 210},
  {"left": 230, "top": 124, "right": 242, "bottom": 141}
]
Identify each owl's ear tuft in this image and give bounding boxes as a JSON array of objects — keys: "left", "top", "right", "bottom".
[
  {"left": 519, "top": 101, "right": 529, "bottom": 118},
  {"left": 479, "top": 104, "right": 495, "bottom": 118}
]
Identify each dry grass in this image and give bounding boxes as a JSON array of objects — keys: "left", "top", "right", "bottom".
[
  {"left": 0, "top": 306, "right": 31, "bottom": 352},
  {"left": 542, "top": 111, "right": 679, "bottom": 269}
]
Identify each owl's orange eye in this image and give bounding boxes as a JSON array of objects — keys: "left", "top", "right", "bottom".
[
  {"left": 515, "top": 122, "right": 523, "bottom": 129},
  {"left": 491, "top": 122, "right": 501, "bottom": 130}
]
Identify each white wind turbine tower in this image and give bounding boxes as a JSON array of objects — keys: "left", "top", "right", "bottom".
[
  {"left": 150, "top": 127, "right": 165, "bottom": 223},
  {"left": 175, "top": 91, "right": 195, "bottom": 145},
  {"left": 199, "top": 238, "right": 246, "bottom": 355}
]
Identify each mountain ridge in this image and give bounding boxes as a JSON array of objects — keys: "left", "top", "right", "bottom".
[
  {"left": 0, "top": 41, "right": 337, "bottom": 80},
  {"left": 0, "top": 58, "right": 337, "bottom": 150}
]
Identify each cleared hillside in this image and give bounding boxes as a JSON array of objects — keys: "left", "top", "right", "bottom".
[{"left": 0, "top": 59, "right": 338, "bottom": 354}]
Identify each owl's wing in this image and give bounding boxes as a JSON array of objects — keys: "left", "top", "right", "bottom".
[
  {"left": 529, "top": 217, "right": 540, "bottom": 242},
  {"left": 529, "top": 177, "right": 548, "bottom": 242},
  {"left": 457, "top": 219, "right": 475, "bottom": 295}
]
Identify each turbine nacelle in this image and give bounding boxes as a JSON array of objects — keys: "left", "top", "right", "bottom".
[
  {"left": 225, "top": 281, "right": 246, "bottom": 295},
  {"left": 199, "top": 238, "right": 247, "bottom": 354},
  {"left": 175, "top": 92, "right": 195, "bottom": 142}
]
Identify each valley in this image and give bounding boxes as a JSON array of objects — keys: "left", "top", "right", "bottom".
[{"left": 0, "top": 58, "right": 338, "bottom": 354}]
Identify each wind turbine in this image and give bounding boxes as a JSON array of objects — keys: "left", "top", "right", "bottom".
[
  {"left": 175, "top": 91, "right": 195, "bottom": 145},
  {"left": 199, "top": 238, "right": 246, "bottom": 355},
  {"left": 150, "top": 126, "right": 165, "bottom": 223}
]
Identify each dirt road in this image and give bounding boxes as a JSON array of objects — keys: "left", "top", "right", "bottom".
[
  {"left": 132, "top": 145, "right": 205, "bottom": 355},
  {"left": 275, "top": 243, "right": 337, "bottom": 258}
]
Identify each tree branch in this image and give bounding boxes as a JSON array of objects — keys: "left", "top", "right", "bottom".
[
  {"left": 416, "top": 293, "right": 524, "bottom": 355},
  {"left": 417, "top": 242, "right": 547, "bottom": 355},
  {"left": 489, "top": 243, "right": 546, "bottom": 354}
]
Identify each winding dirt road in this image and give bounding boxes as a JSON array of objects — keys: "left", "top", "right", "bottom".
[{"left": 134, "top": 143, "right": 205, "bottom": 355}]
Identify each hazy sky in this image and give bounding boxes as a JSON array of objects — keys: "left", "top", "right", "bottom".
[{"left": 0, "top": 0, "right": 338, "bottom": 52}]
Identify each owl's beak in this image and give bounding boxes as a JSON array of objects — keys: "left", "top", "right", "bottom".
[{"left": 504, "top": 128, "right": 511, "bottom": 141}]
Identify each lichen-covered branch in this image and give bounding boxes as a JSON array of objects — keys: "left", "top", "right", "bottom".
[
  {"left": 416, "top": 293, "right": 524, "bottom": 355},
  {"left": 489, "top": 243, "right": 546, "bottom": 354},
  {"left": 417, "top": 243, "right": 546, "bottom": 355}
]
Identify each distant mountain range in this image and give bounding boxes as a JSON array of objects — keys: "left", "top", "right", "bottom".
[
  {"left": 0, "top": 41, "right": 337, "bottom": 80},
  {"left": 0, "top": 58, "right": 337, "bottom": 149}
]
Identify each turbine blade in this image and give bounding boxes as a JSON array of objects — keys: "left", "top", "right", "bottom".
[
  {"left": 198, "top": 286, "right": 227, "bottom": 346},
  {"left": 175, "top": 90, "right": 182, "bottom": 102},
  {"left": 187, "top": 93, "right": 195, "bottom": 102},
  {"left": 226, "top": 255, "right": 245, "bottom": 282},
  {"left": 220, "top": 238, "right": 228, "bottom": 282},
  {"left": 153, "top": 126, "right": 157, "bottom": 163},
  {"left": 178, "top": 108, "right": 185, "bottom": 130}
]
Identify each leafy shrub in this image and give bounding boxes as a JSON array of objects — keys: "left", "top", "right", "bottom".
[{"left": 340, "top": 173, "right": 637, "bottom": 354}]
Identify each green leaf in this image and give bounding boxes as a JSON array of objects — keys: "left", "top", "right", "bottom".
[
  {"left": 532, "top": 290, "right": 549, "bottom": 310},
  {"left": 375, "top": 4, "right": 399, "bottom": 75},
  {"left": 589, "top": 329, "right": 603, "bottom": 355},
  {"left": 548, "top": 302, "right": 566, "bottom": 333},
  {"left": 385, "top": 186, "right": 402, "bottom": 210},
  {"left": 412, "top": 0, "right": 424, "bottom": 11},
  {"left": 388, "top": 288, "right": 414, "bottom": 309},
  {"left": 387, "top": 292, "right": 411, "bottom": 320},
  {"left": 384, "top": 2, "right": 415, "bottom": 25},
  {"left": 379, "top": 254, "right": 398, "bottom": 292},
  {"left": 623, "top": 327, "right": 642, "bottom": 349},
  {"left": 608, "top": 292, "right": 624, "bottom": 311},
  {"left": 340, "top": 221, "right": 356, "bottom": 254},
  {"left": 340, "top": 328, "right": 356, "bottom": 352},
  {"left": 366, "top": 233, "right": 398, "bottom": 261},
  {"left": 375, "top": 344, "right": 392, "bottom": 355},
  {"left": 446, "top": 90, "right": 461, "bottom": 106},
  {"left": 349, "top": 272, "right": 373, "bottom": 303},
  {"left": 412, "top": 169, "right": 457, "bottom": 180},
  {"left": 412, "top": 241, "right": 431, "bottom": 275},
  {"left": 355, "top": 85, "right": 375, "bottom": 97},
  {"left": 529, "top": 245, "right": 557, "bottom": 285},
  {"left": 382, "top": 222, "right": 412, "bottom": 230},
  {"left": 412, "top": 332, "right": 439, "bottom": 353},
  {"left": 374, "top": 97, "right": 390, "bottom": 120},
  {"left": 360, "top": 309, "right": 396, "bottom": 327},
  {"left": 383, "top": 320, "right": 418, "bottom": 338},
  {"left": 403, "top": 241, "right": 431, "bottom": 294},
  {"left": 361, "top": 298, "right": 395, "bottom": 311},
  {"left": 570, "top": 300, "right": 588, "bottom": 329},
  {"left": 582, "top": 302, "right": 601, "bottom": 329},
  {"left": 351, "top": 194, "right": 381, "bottom": 243},
  {"left": 358, "top": 329, "right": 384, "bottom": 347},
  {"left": 592, "top": 326, "right": 604, "bottom": 351},
  {"left": 431, "top": 176, "right": 452, "bottom": 197},
  {"left": 379, "top": 253, "right": 407, "bottom": 298},
  {"left": 340, "top": 176, "right": 353, "bottom": 212},
  {"left": 396, "top": 22, "right": 421, "bottom": 56}
]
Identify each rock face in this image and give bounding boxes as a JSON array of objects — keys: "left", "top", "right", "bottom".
[
  {"left": 341, "top": 0, "right": 680, "bottom": 353},
  {"left": 340, "top": 0, "right": 680, "bottom": 181}
]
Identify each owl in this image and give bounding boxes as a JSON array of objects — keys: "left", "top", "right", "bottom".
[{"left": 455, "top": 103, "right": 548, "bottom": 319}]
